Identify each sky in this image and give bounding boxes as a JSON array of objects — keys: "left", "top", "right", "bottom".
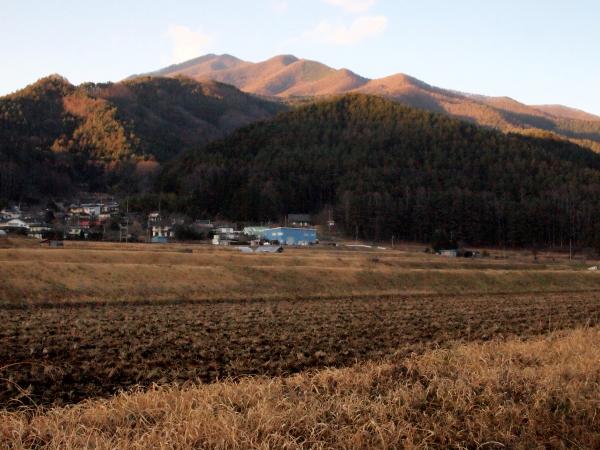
[{"left": 2, "top": 0, "right": 599, "bottom": 114}]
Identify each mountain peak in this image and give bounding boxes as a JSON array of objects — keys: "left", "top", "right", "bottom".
[
  {"left": 381, "top": 73, "right": 432, "bottom": 88},
  {"left": 267, "top": 54, "right": 300, "bottom": 66}
]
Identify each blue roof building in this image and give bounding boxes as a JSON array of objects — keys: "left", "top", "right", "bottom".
[{"left": 262, "top": 227, "right": 317, "bottom": 246}]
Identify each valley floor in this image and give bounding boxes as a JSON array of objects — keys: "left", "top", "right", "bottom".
[{"left": 1, "top": 240, "right": 600, "bottom": 448}]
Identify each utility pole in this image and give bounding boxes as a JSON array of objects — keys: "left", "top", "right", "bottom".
[
  {"left": 327, "top": 207, "right": 335, "bottom": 237},
  {"left": 125, "top": 198, "right": 129, "bottom": 244},
  {"left": 569, "top": 238, "right": 572, "bottom": 261}
]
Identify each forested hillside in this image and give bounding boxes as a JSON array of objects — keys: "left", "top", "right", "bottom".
[
  {"left": 162, "top": 94, "right": 600, "bottom": 247},
  {"left": 0, "top": 75, "right": 284, "bottom": 200}
]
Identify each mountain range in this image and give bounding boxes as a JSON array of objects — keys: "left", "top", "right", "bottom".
[
  {"left": 143, "top": 54, "right": 600, "bottom": 152},
  {"left": 3, "top": 52, "right": 600, "bottom": 220}
]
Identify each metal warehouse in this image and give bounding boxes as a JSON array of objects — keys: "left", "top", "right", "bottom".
[{"left": 262, "top": 227, "right": 317, "bottom": 246}]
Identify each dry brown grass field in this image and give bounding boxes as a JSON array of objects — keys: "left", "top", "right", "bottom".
[
  {"left": 2, "top": 239, "right": 600, "bottom": 448},
  {"left": 2, "top": 328, "right": 599, "bottom": 449},
  {"left": 2, "top": 239, "right": 600, "bottom": 304}
]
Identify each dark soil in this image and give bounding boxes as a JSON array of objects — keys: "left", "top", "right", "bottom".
[{"left": 2, "top": 292, "right": 599, "bottom": 408}]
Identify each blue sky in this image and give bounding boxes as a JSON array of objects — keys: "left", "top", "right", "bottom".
[{"left": 2, "top": 0, "right": 599, "bottom": 114}]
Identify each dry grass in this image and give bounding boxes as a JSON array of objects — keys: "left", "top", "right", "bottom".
[
  {"left": 2, "top": 327, "right": 599, "bottom": 449},
  {"left": 2, "top": 241, "right": 600, "bottom": 304}
]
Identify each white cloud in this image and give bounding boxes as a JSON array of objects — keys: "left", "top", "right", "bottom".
[
  {"left": 323, "top": 0, "right": 377, "bottom": 13},
  {"left": 165, "top": 25, "right": 214, "bottom": 64},
  {"left": 303, "top": 15, "right": 387, "bottom": 45},
  {"left": 271, "top": 0, "right": 289, "bottom": 13}
]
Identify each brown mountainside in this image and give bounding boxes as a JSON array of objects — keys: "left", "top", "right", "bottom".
[
  {"left": 533, "top": 104, "right": 600, "bottom": 122},
  {"left": 147, "top": 54, "right": 368, "bottom": 97},
  {"left": 146, "top": 54, "right": 600, "bottom": 152}
]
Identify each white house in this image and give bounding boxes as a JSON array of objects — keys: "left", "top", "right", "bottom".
[
  {"left": 101, "top": 201, "right": 119, "bottom": 214},
  {"left": 81, "top": 203, "right": 102, "bottom": 217},
  {"left": 152, "top": 224, "right": 173, "bottom": 239},
  {"left": 27, "top": 223, "right": 52, "bottom": 240},
  {"left": 0, "top": 218, "right": 29, "bottom": 231}
]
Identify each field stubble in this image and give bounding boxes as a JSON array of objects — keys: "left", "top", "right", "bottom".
[{"left": 1, "top": 291, "right": 599, "bottom": 407}]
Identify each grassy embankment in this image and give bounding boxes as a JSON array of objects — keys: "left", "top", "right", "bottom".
[
  {"left": 2, "top": 327, "right": 599, "bottom": 449},
  {"left": 2, "top": 239, "right": 600, "bottom": 304}
]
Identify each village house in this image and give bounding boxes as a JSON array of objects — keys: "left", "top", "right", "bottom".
[
  {"left": 67, "top": 226, "right": 86, "bottom": 239},
  {"left": 68, "top": 204, "right": 85, "bottom": 215},
  {"left": 69, "top": 201, "right": 118, "bottom": 225},
  {"left": 99, "top": 202, "right": 119, "bottom": 223},
  {"left": 69, "top": 212, "right": 100, "bottom": 229},
  {"left": 27, "top": 222, "right": 53, "bottom": 240},
  {"left": 101, "top": 201, "right": 119, "bottom": 215},
  {"left": 212, "top": 224, "right": 252, "bottom": 246},
  {"left": 215, "top": 225, "right": 235, "bottom": 234},
  {"left": 151, "top": 224, "right": 173, "bottom": 239},
  {"left": 0, "top": 218, "right": 29, "bottom": 232},
  {"left": 212, "top": 233, "right": 248, "bottom": 246},
  {"left": 81, "top": 203, "right": 102, "bottom": 217},
  {"left": 213, "top": 224, "right": 237, "bottom": 241},
  {"left": 147, "top": 212, "right": 174, "bottom": 242}
]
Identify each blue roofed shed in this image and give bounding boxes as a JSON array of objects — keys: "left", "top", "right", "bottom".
[{"left": 262, "top": 227, "right": 317, "bottom": 246}]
